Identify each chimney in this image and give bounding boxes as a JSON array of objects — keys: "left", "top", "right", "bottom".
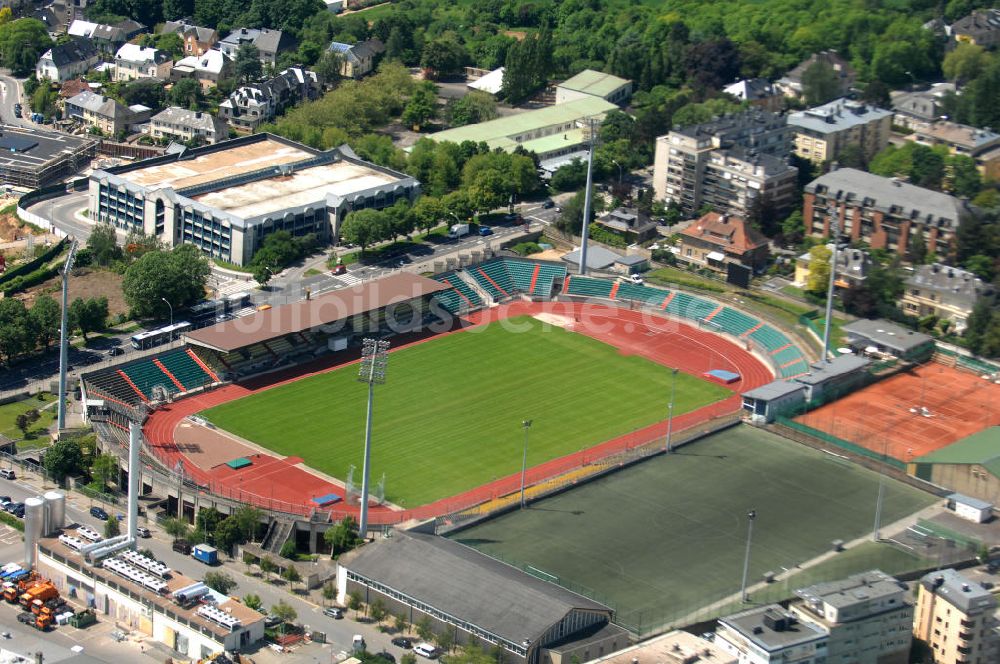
[{"left": 196, "top": 111, "right": 202, "bottom": 119}]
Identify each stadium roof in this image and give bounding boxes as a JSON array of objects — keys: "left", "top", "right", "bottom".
[
  {"left": 794, "top": 354, "right": 870, "bottom": 385},
  {"left": 561, "top": 245, "right": 622, "bottom": 270},
  {"left": 742, "top": 380, "right": 806, "bottom": 401},
  {"left": 841, "top": 318, "right": 933, "bottom": 354},
  {"left": 915, "top": 426, "right": 1000, "bottom": 469},
  {"left": 340, "top": 530, "right": 611, "bottom": 645},
  {"left": 426, "top": 97, "right": 616, "bottom": 149},
  {"left": 556, "top": 69, "right": 630, "bottom": 98},
  {"left": 184, "top": 273, "right": 447, "bottom": 352}
]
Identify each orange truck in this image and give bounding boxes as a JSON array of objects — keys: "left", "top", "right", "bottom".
[
  {"left": 20, "top": 582, "right": 57, "bottom": 609},
  {"left": 3, "top": 572, "right": 39, "bottom": 603}
]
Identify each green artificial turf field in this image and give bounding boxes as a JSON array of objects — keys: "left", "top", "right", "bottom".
[
  {"left": 450, "top": 425, "right": 937, "bottom": 635},
  {"left": 201, "top": 316, "right": 730, "bottom": 506}
]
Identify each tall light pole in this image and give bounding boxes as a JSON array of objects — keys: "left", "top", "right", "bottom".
[
  {"left": 357, "top": 338, "right": 389, "bottom": 538},
  {"left": 873, "top": 436, "right": 887, "bottom": 541},
  {"left": 519, "top": 420, "right": 532, "bottom": 509},
  {"left": 57, "top": 239, "right": 78, "bottom": 432},
  {"left": 740, "top": 509, "right": 757, "bottom": 603},
  {"left": 578, "top": 118, "right": 598, "bottom": 276},
  {"left": 822, "top": 216, "right": 840, "bottom": 363},
  {"left": 665, "top": 368, "right": 679, "bottom": 453},
  {"left": 161, "top": 297, "right": 173, "bottom": 328}
]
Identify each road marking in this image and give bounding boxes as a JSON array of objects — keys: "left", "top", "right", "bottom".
[{"left": 335, "top": 272, "right": 364, "bottom": 286}]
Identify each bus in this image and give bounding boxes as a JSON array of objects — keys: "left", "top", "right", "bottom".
[
  {"left": 188, "top": 300, "right": 223, "bottom": 328},
  {"left": 131, "top": 321, "right": 192, "bottom": 350},
  {"left": 224, "top": 292, "right": 251, "bottom": 312}
]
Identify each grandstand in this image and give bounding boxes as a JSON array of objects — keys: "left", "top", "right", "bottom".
[
  {"left": 560, "top": 275, "right": 810, "bottom": 378},
  {"left": 430, "top": 258, "right": 568, "bottom": 313},
  {"left": 83, "top": 347, "right": 219, "bottom": 409}
]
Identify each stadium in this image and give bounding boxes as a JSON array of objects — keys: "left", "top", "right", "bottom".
[{"left": 78, "top": 255, "right": 987, "bottom": 637}]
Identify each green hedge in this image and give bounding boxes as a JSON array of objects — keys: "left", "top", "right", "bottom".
[
  {"left": 0, "top": 511, "right": 24, "bottom": 532},
  {"left": 1, "top": 265, "right": 60, "bottom": 296},
  {"left": 0, "top": 238, "right": 67, "bottom": 286}
]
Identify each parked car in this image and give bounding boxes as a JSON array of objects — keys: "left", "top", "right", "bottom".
[
  {"left": 323, "top": 607, "right": 343, "bottom": 619},
  {"left": 414, "top": 643, "right": 439, "bottom": 659},
  {"left": 136, "top": 526, "right": 151, "bottom": 538},
  {"left": 542, "top": 200, "right": 555, "bottom": 209},
  {"left": 377, "top": 652, "right": 396, "bottom": 663},
  {"left": 107, "top": 347, "right": 125, "bottom": 357},
  {"left": 0, "top": 496, "right": 10, "bottom": 509},
  {"left": 89, "top": 506, "right": 108, "bottom": 520},
  {"left": 17, "top": 612, "right": 34, "bottom": 625},
  {"left": 264, "top": 614, "right": 282, "bottom": 628},
  {"left": 478, "top": 226, "right": 493, "bottom": 236},
  {"left": 0, "top": 468, "right": 16, "bottom": 480},
  {"left": 9, "top": 503, "right": 24, "bottom": 518},
  {"left": 172, "top": 539, "right": 192, "bottom": 555},
  {"left": 391, "top": 637, "right": 413, "bottom": 649}
]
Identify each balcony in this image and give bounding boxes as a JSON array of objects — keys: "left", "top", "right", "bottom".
[
  {"left": 957, "top": 645, "right": 972, "bottom": 655},
  {"left": 958, "top": 631, "right": 973, "bottom": 642}
]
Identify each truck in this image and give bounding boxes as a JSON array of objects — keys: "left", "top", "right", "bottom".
[
  {"left": 5, "top": 574, "right": 41, "bottom": 603},
  {"left": 20, "top": 582, "right": 57, "bottom": 609},
  {"left": 447, "top": 223, "right": 469, "bottom": 239},
  {"left": 191, "top": 543, "right": 218, "bottom": 565},
  {"left": 69, "top": 608, "right": 97, "bottom": 628}
]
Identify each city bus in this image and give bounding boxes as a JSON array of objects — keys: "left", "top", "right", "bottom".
[{"left": 130, "top": 321, "right": 192, "bottom": 350}]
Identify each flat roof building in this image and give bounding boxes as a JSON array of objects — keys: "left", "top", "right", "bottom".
[
  {"left": 716, "top": 605, "right": 828, "bottom": 664},
  {"left": 89, "top": 133, "right": 420, "bottom": 265},
  {"left": 742, "top": 379, "right": 808, "bottom": 423},
  {"left": 788, "top": 99, "right": 892, "bottom": 164},
  {"left": 913, "top": 568, "right": 1000, "bottom": 664},
  {"left": 555, "top": 69, "right": 632, "bottom": 106},
  {"left": 584, "top": 630, "right": 735, "bottom": 664},
  {"left": 425, "top": 97, "right": 617, "bottom": 161},
  {"left": 0, "top": 125, "right": 96, "bottom": 188},
  {"left": 840, "top": 319, "right": 934, "bottom": 360},
  {"left": 337, "top": 529, "right": 615, "bottom": 664}
]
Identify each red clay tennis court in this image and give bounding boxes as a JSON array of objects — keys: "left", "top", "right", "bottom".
[{"left": 794, "top": 362, "right": 1000, "bottom": 462}]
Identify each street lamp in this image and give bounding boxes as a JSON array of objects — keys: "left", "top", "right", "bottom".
[
  {"left": 665, "top": 368, "right": 679, "bottom": 453},
  {"left": 357, "top": 338, "right": 390, "bottom": 537},
  {"left": 740, "top": 509, "right": 757, "bottom": 603},
  {"left": 611, "top": 160, "right": 623, "bottom": 185},
  {"left": 519, "top": 420, "right": 532, "bottom": 509},
  {"left": 57, "top": 239, "right": 78, "bottom": 432},
  {"left": 161, "top": 297, "right": 173, "bottom": 328}
]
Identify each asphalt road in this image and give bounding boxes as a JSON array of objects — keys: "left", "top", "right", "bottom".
[{"left": 0, "top": 73, "right": 29, "bottom": 128}]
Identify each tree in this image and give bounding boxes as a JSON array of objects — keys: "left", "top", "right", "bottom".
[
  {"left": 280, "top": 539, "right": 297, "bottom": 560},
  {"left": 282, "top": 565, "right": 302, "bottom": 592},
  {"left": 215, "top": 517, "right": 243, "bottom": 554},
  {"left": 122, "top": 245, "right": 210, "bottom": 318},
  {"left": 163, "top": 517, "right": 190, "bottom": 541},
  {"left": 402, "top": 81, "right": 438, "bottom": 131},
  {"left": 401, "top": 654, "right": 417, "bottom": 664},
  {"left": 43, "top": 437, "right": 83, "bottom": 482},
  {"left": 393, "top": 613, "right": 407, "bottom": 633},
  {"left": 416, "top": 615, "right": 433, "bottom": 641},
  {"left": 121, "top": 79, "right": 166, "bottom": 109},
  {"left": 966, "top": 297, "right": 999, "bottom": 356},
  {"left": 87, "top": 222, "right": 122, "bottom": 267},
  {"left": 550, "top": 159, "right": 588, "bottom": 193},
  {"left": 243, "top": 593, "right": 262, "bottom": 612},
  {"left": 235, "top": 43, "right": 263, "bottom": 83},
  {"left": 421, "top": 38, "right": 467, "bottom": 79},
  {"left": 321, "top": 581, "right": 337, "bottom": 606},
  {"left": 435, "top": 628, "right": 455, "bottom": 653},
  {"left": 0, "top": 19, "right": 53, "bottom": 76},
  {"left": 252, "top": 264, "right": 272, "bottom": 289},
  {"left": 169, "top": 78, "right": 203, "bottom": 109},
  {"left": 315, "top": 51, "right": 342, "bottom": 87},
  {"left": 908, "top": 231, "right": 928, "bottom": 265},
  {"left": 347, "top": 590, "right": 363, "bottom": 618},
  {"left": 104, "top": 515, "right": 120, "bottom": 539},
  {"left": 949, "top": 155, "right": 982, "bottom": 198},
  {"left": 805, "top": 244, "right": 832, "bottom": 294},
  {"left": 271, "top": 600, "right": 297, "bottom": 634},
  {"left": 204, "top": 571, "right": 237, "bottom": 595},
  {"left": 369, "top": 598, "right": 387, "bottom": 626},
  {"left": 683, "top": 38, "right": 741, "bottom": 92},
  {"left": 943, "top": 42, "right": 990, "bottom": 84},
  {"left": 340, "top": 209, "right": 385, "bottom": 254},
  {"left": 446, "top": 91, "right": 497, "bottom": 127},
  {"left": 0, "top": 298, "right": 32, "bottom": 365},
  {"left": 29, "top": 296, "right": 60, "bottom": 350},
  {"left": 15, "top": 409, "right": 39, "bottom": 436},
  {"left": 801, "top": 61, "right": 840, "bottom": 106},
  {"left": 910, "top": 146, "right": 945, "bottom": 189},
  {"left": 259, "top": 555, "right": 277, "bottom": 582},
  {"left": 90, "top": 453, "right": 118, "bottom": 490},
  {"left": 68, "top": 297, "right": 108, "bottom": 341},
  {"left": 232, "top": 505, "right": 264, "bottom": 543}
]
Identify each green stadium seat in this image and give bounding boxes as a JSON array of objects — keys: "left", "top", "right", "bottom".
[
  {"left": 749, "top": 325, "right": 792, "bottom": 353},
  {"left": 615, "top": 282, "right": 669, "bottom": 306},
  {"left": 157, "top": 348, "right": 212, "bottom": 391},
  {"left": 665, "top": 292, "right": 716, "bottom": 320},
  {"left": 469, "top": 261, "right": 516, "bottom": 299},
  {"left": 122, "top": 360, "right": 177, "bottom": 398},
  {"left": 432, "top": 273, "right": 483, "bottom": 314},
  {"left": 710, "top": 308, "right": 758, "bottom": 336},
  {"left": 564, "top": 276, "right": 614, "bottom": 298}
]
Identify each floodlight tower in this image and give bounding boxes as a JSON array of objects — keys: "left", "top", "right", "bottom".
[
  {"left": 578, "top": 118, "right": 598, "bottom": 276},
  {"left": 740, "top": 509, "right": 757, "bottom": 603},
  {"left": 821, "top": 217, "right": 840, "bottom": 363},
  {"left": 57, "top": 239, "right": 79, "bottom": 432},
  {"left": 357, "top": 338, "right": 390, "bottom": 538}
]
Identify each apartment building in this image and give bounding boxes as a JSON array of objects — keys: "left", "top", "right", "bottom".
[
  {"left": 653, "top": 110, "right": 797, "bottom": 217},
  {"left": 790, "top": 570, "right": 913, "bottom": 664},
  {"left": 218, "top": 27, "right": 292, "bottom": 66},
  {"left": 902, "top": 263, "right": 996, "bottom": 332},
  {"left": 677, "top": 211, "right": 770, "bottom": 273},
  {"left": 911, "top": 121, "right": 1000, "bottom": 177},
  {"left": 913, "top": 568, "right": 999, "bottom": 664},
  {"left": 219, "top": 66, "right": 320, "bottom": 131},
  {"left": 160, "top": 19, "right": 218, "bottom": 56},
  {"left": 716, "top": 605, "right": 828, "bottom": 664},
  {"left": 150, "top": 107, "right": 228, "bottom": 145},
  {"left": 114, "top": 44, "right": 172, "bottom": 82},
  {"left": 803, "top": 168, "right": 971, "bottom": 259},
  {"left": 788, "top": 98, "right": 893, "bottom": 164},
  {"left": 891, "top": 83, "right": 956, "bottom": 129},
  {"left": 65, "top": 90, "right": 142, "bottom": 135}
]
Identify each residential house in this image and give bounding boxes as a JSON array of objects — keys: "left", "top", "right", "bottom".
[
  {"left": 891, "top": 82, "right": 956, "bottom": 129},
  {"left": 114, "top": 44, "right": 172, "bottom": 82},
  {"left": 803, "top": 168, "right": 973, "bottom": 260},
  {"left": 171, "top": 49, "right": 227, "bottom": 90},
  {"left": 33, "top": 1, "right": 77, "bottom": 34},
  {"left": 219, "top": 28, "right": 292, "bottom": 66},
  {"left": 677, "top": 211, "right": 770, "bottom": 273},
  {"left": 150, "top": 107, "right": 228, "bottom": 145},
  {"left": 953, "top": 8, "right": 1000, "bottom": 49},
  {"left": 716, "top": 605, "right": 828, "bottom": 664},
  {"left": 160, "top": 19, "right": 218, "bottom": 57},
  {"left": 35, "top": 39, "right": 99, "bottom": 83},
  {"left": 911, "top": 121, "right": 1000, "bottom": 177},
  {"left": 652, "top": 109, "right": 798, "bottom": 217},
  {"left": 65, "top": 90, "right": 136, "bottom": 135},
  {"left": 594, "top": 207, "right": 657, "bottom": 243},
  {"left": 71, "top": 18, "right": 146, "bottom": 56},
  {"left": 913, "top": 568, "right": 1000, "bottom": 664},
  {"left": 788, "top": 98, "right": 893, "bottom": 164},
  {"left": 902, "top": 263, "right": 995, "bottom": 332},
  {"left": 790, "top": 570, "right": 913, "bottom": 664},
  {"left": 555, "top": 69, "right": 632, "bottom": 106},
  {"left": 794, "top": 244, "right": 871, "bottom": 290},
  {"left": 776, "top": 51, "right": 855, "bottom": 99},
  {"left": 724, "top": 78, "right": 783, "bottom": 112},
  {"left": 59, "top": 78, "right": 91, "bottom": 100},
  {"left": 218, "top": 66, "right": 319, "bottom": 131},
  {"left": 327, "top": 39, "right": 385, "bottom": 79}
]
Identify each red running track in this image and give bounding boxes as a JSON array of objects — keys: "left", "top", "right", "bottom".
[{"left": 143, "top": 301, "right": 773, "bottom": 522}]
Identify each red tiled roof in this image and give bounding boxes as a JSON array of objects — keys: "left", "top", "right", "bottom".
[{"left": 680, "top": 212, "right": 768, "bottom": 254}]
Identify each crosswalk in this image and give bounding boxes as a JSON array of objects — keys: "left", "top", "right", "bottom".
[
  {"left": 213, "top": 278, "right": 256, "bottom": 299},
  {"left": 333, "top": 272, "right": 364, "bottom": 287}
]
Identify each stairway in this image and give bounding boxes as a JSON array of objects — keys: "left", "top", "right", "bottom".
[
  {"left": 262, "top": 519, "right": 295, "bottom": 554},
  {"left": 456, "top": 269, "right": 494, "bottom": 306}
]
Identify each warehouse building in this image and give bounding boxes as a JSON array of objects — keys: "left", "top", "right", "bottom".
[
  {"left": 88, "top": 133, "right": 420, "bottom": 265},
  {"left": 336, "top": 529, "right": 620, "bottom": 664},
  {"left": 912, "top": 427, "right": 1000, "bottom": 505},
  {"left": 0, "top": 125, "right": 96, "bottom": 189}
]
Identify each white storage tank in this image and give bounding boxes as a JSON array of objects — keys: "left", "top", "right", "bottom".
[
  {"left": 23, "top": 496, "right": 45, "bottom": 568},
  {"left": 43, "top": 491, "right": 65, "bottom": 534}
]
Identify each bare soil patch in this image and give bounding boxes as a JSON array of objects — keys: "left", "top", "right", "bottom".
[{"left": 19, "top": 267, "right": 128, "bottom": 317}]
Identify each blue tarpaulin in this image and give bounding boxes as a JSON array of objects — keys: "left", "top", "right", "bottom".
[
  {"left": 705, "top": 369, "right": 741, "bottom": 384},
  {"left": 311, "top": 493, "right": 342, "bottom": 506}
]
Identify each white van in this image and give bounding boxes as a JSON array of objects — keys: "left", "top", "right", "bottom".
[
  {"left": 618, "top": 273, "right": 644, "bottom": 285},
  {"left": 414, "top": 643, "right": 439, "bottom": 659}
]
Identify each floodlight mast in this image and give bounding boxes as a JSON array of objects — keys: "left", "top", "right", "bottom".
[
  {"left": 57, "top": 239, "right": 79, "bottom": 432},
  {"left": 357, "top": 338, "right": 389, "bottom": 537}
]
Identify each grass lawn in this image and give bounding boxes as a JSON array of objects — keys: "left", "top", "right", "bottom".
[
  {"left": 0, "top": 393, "right": 57, "bottom": 441},
  {"left": 201, "top": 316, "right": 730, "bottom": 506},
  {"left": 450, "top": 425, "right": 935, "bottom": 634}
]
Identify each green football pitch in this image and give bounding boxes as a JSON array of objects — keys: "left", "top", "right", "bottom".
[
  {"left": 450, "top": 425, "right": 937, "bottom": 634},
  {"left": 200, "top": 316, "right": 731, "bottom": 506}
]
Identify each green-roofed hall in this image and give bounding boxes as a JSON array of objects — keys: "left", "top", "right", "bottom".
[
  {"left": 555, "top": 69, "right": 632, "bottom": 105},
  {"left": 912, "top": 426, "right": 1000, "bottom": 506}
]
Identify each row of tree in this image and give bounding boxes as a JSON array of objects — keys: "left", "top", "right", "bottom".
[{"left": 0, "top": 294, "right": 108, "bottom": 367}]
